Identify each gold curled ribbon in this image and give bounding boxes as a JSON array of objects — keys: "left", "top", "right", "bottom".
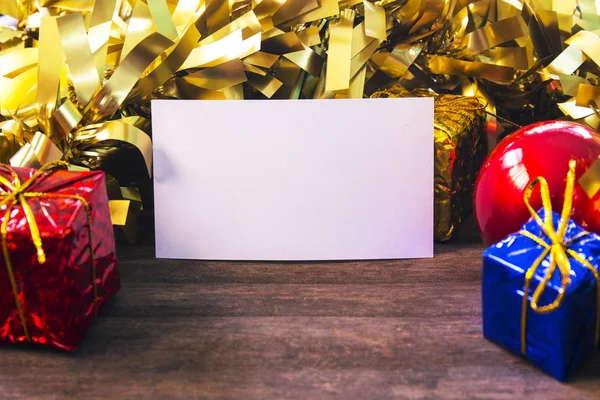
[
  {"left": 518, "top": 160, "right": 600, "bottom": 355},
  {"left": 0, "top": 161, "right": 98, "bottom": 343},
  {"left": 68, "top": 116, "right": 153, "bottom": 177}
]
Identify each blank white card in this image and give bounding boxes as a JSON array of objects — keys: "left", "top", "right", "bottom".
[{"left": 152, "top": 98, "right": 433, "bottom": 260}]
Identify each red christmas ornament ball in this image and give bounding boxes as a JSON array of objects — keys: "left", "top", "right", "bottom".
[{"left": 474, "top": 120, "right": 600, "bottom": 246}]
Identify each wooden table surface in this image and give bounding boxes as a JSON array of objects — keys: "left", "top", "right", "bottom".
[{"left": 1, "top": 224, "right": 600, "bottom": 399}]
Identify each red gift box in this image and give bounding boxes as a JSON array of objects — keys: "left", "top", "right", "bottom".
[{"left": 0, "top": 162, "right": 120, "bottom": 351}]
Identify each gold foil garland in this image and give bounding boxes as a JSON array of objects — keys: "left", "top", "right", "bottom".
[
  {"left": 2, "top": 0, "right": 600, "bottom": 242},
  {"left": 4, "top": 1, "right": 597, "bottom": 117}
]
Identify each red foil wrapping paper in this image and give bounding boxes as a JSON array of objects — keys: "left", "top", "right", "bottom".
[{"left": 0, "top": 166, "right": 120, "bottom": 351}]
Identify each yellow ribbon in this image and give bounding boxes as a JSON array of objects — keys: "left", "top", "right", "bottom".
[
  {"left": 519, "top": 160, "right": 600, "bottom": 354},
  {"left": 0, "top": 160, "right": 97, "bottom": 343}
]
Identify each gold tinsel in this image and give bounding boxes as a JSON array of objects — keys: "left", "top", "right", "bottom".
[{"left": 1, "top": 0, "right": 600, "bottom": 239}]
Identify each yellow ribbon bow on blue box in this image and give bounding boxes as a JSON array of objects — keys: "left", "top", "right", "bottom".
[{"left": 482, "top": 160, "right": 600, "bottom": 381}]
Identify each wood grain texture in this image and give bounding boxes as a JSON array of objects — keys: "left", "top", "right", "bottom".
[{"left": 1, "top": 220, "right": 600, "bottom": 399}]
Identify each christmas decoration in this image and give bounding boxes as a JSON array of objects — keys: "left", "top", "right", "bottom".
[
  {"left": 474, "top": 121, "right": 600, "bottom": 245},
  {"left": 483, "top": 160, "right": 600, "bottom": 381},
  {"left": 0, "top": 162, "right": 119, "bottom": 351}
]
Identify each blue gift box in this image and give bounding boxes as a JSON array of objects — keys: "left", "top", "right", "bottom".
[{"left": 482, "top": 209, "right": 600, "bottom": 381}]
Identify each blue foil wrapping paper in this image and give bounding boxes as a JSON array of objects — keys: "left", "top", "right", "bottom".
[{"left": 482, "top": 210, "right": 600, "bottom": 381}]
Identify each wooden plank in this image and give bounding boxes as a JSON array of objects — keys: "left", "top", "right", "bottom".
[
  {"left": 106, "top": 283, "right": 481, "bottom": 317},
  {"left": 117, "top": 245, "right": 483, "bottom": 285},
  {"left": 1, "top": 316, "right": 600, "bottom": 398},
  {"left": 1, "top": 221, "right": 599, "bottom": 398}
]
